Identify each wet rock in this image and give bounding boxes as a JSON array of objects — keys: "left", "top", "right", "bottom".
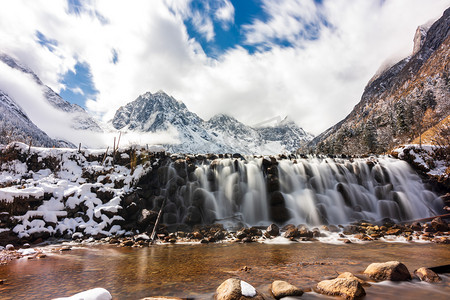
[
  {"left": 120, "top": 240, "right": 134, "bottom": 247},
  {"left": 283, "top": 227, "right": 299, "bottom": 239},
  {"left": 337, "top": 272, "right": 367, "bottom": 286},
  {"left": 385, "top": 228, "right": 402, "bottom": 235},
  {"left": 59, "top": 246, "right": 72, "bottom": 251},
  {"left": 297, "top": 225, "right": 314, "bottom": 238},
  {"left": 414, "top": 267, "right": 441, "bottom": 282},
  {"left": 248, "top": 227, "right": 262, "bottom": 237},
  {"left": 191, "top": 231, "right": 203, "bottom": 240},
  {"left": 215, "top": 278, "right": 263, "bottom": 300},
  {"left": 270, "top": 280, "right": 303, "bottom": 299},
  {"left": 431, "top": 217, "right": 448, "bottom": 232},
  {"left": 142, "top": 297, "right": 183, "bottom": 300},
  {"left": 343, "top": 225, "right": 361, "bottom": 235},
  {"left": 214, "top": 230, "right": 226, "bottom": 241},
  {"left": 270, "top": 206, "right": 290, "bottom": 223},
  {"left": 242, "top": 237, "right": 253, "bottom": 243},
  {"left": 363, "top": 261, "right": 411, "bottom": 281},
  {"left": 137, "top": 209, "right": 158, "bottom": 230},
  {"left": 236, "top": 230, "right": 248, "bottom": 240},
  {"left": 184, "top": 206, "right": 202, "bottom": 225},
  {"left": 316, "top": 277, "right": 365, "bottom": 300},
  {"left": 5, "top": 244, "right": 14, "bottom": 250},
  {"left": 266, "top": 224, "right": 280, "bottom": 237},
  {"left": 409, "top": 222, "right": 422, "bottom": 231}
]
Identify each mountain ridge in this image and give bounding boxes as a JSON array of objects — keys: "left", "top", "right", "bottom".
[
  {"left": 307, "top": 7, "right": 450, "bottom": 155},
  {"left": 111, "top": 91, "right": 313, "bottom": 154}
]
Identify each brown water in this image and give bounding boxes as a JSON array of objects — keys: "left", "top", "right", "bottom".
[{"left": 0, "top": 241, "right": 449, "bottom": 299}]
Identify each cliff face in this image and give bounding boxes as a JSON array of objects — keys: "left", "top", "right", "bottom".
[{"left": 308, "top": 8, "right": 450, "bottom": 155}]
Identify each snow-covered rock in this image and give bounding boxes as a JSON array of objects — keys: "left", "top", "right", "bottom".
[{"left": 52, "top": 288, "right": 112, "bottom": 300}]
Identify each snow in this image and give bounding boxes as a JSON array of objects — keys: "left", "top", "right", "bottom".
[
  {"left": 393, "top": 144, "right": 448, "bottom": 177},
  {"left": 0, "top": 142, "right": 151, "bottom": 239},
  {"left": 52, "top": 288, "right": 112, "bottom": 300},
  {"left": 240, "top": 280, "right": 257, "bottom": 297},
  {"left": 17, "top": 248, "right": 37, "bottom": 255},
  {"left": 111, "top": 91, "right": 313, "bottom": 154}
]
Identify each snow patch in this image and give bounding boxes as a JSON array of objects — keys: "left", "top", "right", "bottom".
[
  {"left": 240, "top": 280, "right": 257, "bottom": 297},
  {"left": 52, "top": 288, "right": 112, "bottom": 300}
]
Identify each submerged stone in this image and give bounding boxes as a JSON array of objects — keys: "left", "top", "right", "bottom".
[
  {"left": 270, "top": 280, "right": 303, "bottom": 299},
  {"left": 316, "top": 277, "right": 365, "bottom": 300}
]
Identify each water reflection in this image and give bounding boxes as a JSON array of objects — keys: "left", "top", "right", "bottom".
[{"left": 0, "top": 242, "right": 449, "bottom": 299}]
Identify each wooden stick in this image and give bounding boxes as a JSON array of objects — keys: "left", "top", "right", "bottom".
[
  {"left": 150, "top": 197, "right": 166, "bottom": 245},
  {"left": 101, "top": 146, "right": 109, "bottom": 165},
  {"left": 78, "top": 143, "right": 81, "bottom": 153},
  {"left": 28, "top": 139, "right": 32, "bottom": 154},
  {"left": 401, "top": 213, "right": 450, "bottom": 224},
  {"left": 116, "top": 132, "right": 122, "bottom": 151}
]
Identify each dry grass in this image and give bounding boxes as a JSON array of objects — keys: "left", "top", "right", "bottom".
[{"left": 413, "top": 115, "right": 450, "bottom": 145}]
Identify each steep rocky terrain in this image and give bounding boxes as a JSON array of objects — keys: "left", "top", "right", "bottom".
[
  {"left": 112, "top": 91, "right": 313, "bottom": 154},
  {"left": 0, "top": 54, "right": 102, "bottom": 133},
  {"left": 0, "top": 90, "right": 66, "bottom": 147},
  {"left": 308, "top": 7, "right": 450, "bottom": 155}
]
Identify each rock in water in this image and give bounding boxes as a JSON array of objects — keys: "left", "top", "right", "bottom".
[
  {"left": 337, "top": 272, "right": 368, "bottom": 286},
  {"left": 52, "top": 288, "right": 112, "bottom": 300},
  {"left": 266, "top": 224, "right": 280, "bottom": 236},
  {"left": 271, "top": 280, "right": 303, "bottom": 299},
  {"left": 215, "top": 278, "right": 263, "bottom": 300},
  {"left": 316, "top": 277, "right": 365, "bottom": 300},
  {"left": 363, "top": 261, "right": 411, "bottom": 281},
  {"left": 414, "top": 267, "right": 441, "bottom": 282}
]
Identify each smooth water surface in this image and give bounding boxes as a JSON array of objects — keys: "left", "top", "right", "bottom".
[{"left": 1, "top": 242, "right": 449, "bottom": 299}]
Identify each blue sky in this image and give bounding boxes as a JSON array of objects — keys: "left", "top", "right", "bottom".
[
  {"left": 58, "top": 0, "right": 329, "bottom": 108},
  {"left": 1, "top": 0, "right": 449, "bottom": 136}
]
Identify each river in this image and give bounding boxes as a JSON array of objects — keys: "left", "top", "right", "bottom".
[{"left": 1, "top": 241, "right": 449, "bottom": 299}]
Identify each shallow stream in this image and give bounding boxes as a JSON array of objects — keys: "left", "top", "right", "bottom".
[{"left": 0, "top": 241, "right": 449, "bottom": 299}]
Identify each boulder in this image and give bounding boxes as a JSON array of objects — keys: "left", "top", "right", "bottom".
[
  {"left": 316, "top": 277, "right": 365, "bottom": 300},
  {"left": 270, "top": 280, "right": 303, "bottom": 299},
  {"left": 413, "top": 267, "right": 441, "bottom": 282},
  {"left": 337, "top": 272, "right": 367, "bottom": 286},
  {"left": 266, "top": 224, "right": 280, "bottom": 237},
  {"left": 363, "top": 261, "right": 411, "bottom": 281},
  {"left": 283, "top": 227, "right": 299, "bottom": 238},
  {"left": 215, "top": 278, "right": 263, "bottom": 300},
  {"left": 431, "top": 217, "right": 448, "bottom": 232},
  {"left": 137, "top": 209, "right": 157, "bottom": 230}
]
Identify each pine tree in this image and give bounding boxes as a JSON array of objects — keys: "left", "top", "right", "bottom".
[{"left": 363, "top": 118, "right": 378, "bottom": 153}]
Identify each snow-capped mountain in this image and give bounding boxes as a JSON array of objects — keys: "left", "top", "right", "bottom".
[
  {"left": 0, "top": 53, "right": 101, "bottom": 132},
  {"left": 112, "top": 91, "right": 313, "bottom": 154},
  {"left": 0, "top": 90, "right": 69, "bottom": 147}
]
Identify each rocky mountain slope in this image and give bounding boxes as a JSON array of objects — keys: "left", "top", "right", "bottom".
[
  {"left": 0, "top": 54, "right": 102, "bottom": 133},
  {"left": 0, "top": 90, "right": 66, "bottom": 147},
  {"left": 112, "top": 91, "right": 313, "bottom": 154},
  {"left": 308, "top": 7, "right": 450, "bottom": 155}
]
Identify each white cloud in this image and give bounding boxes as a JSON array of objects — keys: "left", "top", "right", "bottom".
[
  {"left": 0, "top": 0, "right": 449, "bottom": 141},
  {"left": 0, "top": 60, "right": 179, "bottom": 148},
  {"left": 70, "top": 86, "right": 85, "bottom": 96},
  {"left": 215, "top": 0, "right": 235, "bottom": 29}
]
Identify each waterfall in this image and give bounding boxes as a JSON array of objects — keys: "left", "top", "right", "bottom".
[{"left": 156, "top": 156, "right": 444, "bottom": 228}]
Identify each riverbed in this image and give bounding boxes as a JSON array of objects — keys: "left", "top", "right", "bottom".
[{"left": 0, "top": 241, "right": 449, "bottom": 299}]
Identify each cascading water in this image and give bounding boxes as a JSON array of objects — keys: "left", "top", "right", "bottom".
[{"left": 158, "top": 156, "right": 443, "bottom": 228}]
